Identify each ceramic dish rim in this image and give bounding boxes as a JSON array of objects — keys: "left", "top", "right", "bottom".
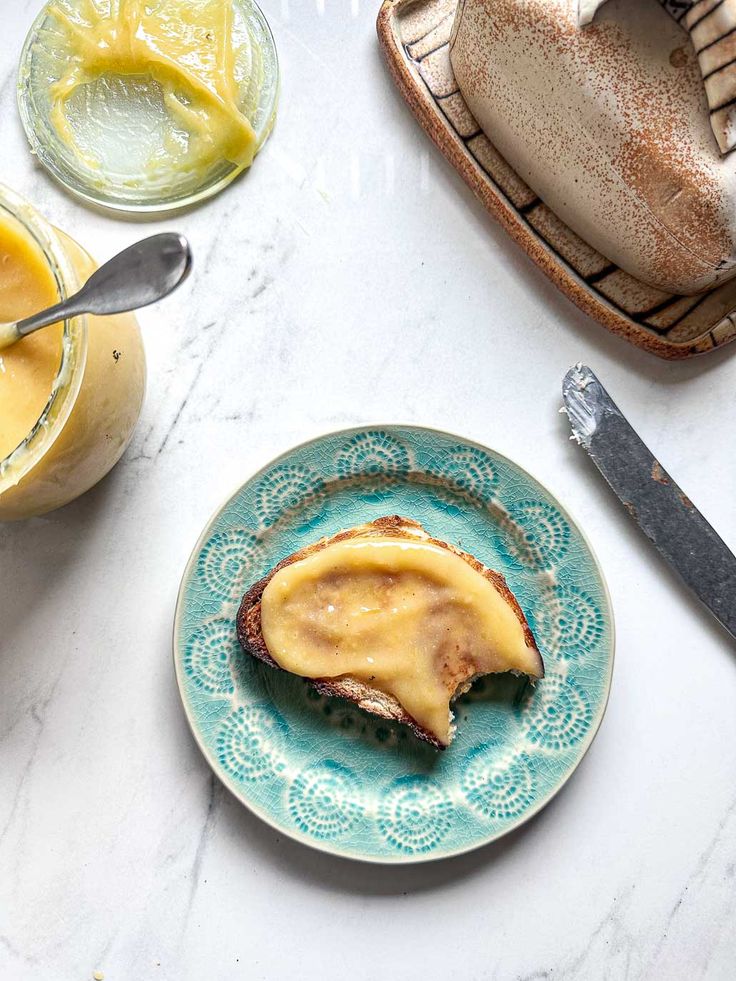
[{"left": 172, "top": 423, "right": 616, "bottom": 864}]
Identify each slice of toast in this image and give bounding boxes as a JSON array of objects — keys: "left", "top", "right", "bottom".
[{"left": 236, "top": 516, "right": 543, "bottom": 749}]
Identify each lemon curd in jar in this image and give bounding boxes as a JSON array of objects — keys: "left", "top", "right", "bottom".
[
  {"left": 0, "top": 187, "right": 145, "bottom": 520},
  {"left": 0, "top": 220, "right": 63, "bottom": 462}
]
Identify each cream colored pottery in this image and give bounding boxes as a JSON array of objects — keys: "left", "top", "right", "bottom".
[
  {"left": 377, "top": 0, "right": 736, "bottom": 358},
  {"left": 450, "top": 0, "right": 736, "bottom": 295}
]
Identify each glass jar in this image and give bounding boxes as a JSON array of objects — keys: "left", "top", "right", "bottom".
[
  {"left": 18, "top": 0, "right": 280, "bottom": 214},
  {"left": 0, "top": 185, "right": 146, "bottom": 520}
]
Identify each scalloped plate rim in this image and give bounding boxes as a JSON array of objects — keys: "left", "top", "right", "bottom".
[{"left": 173, "top": 424, "right": 616, "bottom": 864}]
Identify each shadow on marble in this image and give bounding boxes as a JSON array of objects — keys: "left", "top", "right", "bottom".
[
  {"left": 213, "top": 761, "right": 569, "bottom": 897},
  {"left": 0, "top": 468, "right": 119, "bottom": 660}
]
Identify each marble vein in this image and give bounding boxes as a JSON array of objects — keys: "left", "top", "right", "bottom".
[
  {"left": 181, "top": 773, "right": 223, "bottom": 928},
  {"left": 0, "top": 672, "right": 66, "bottom": 849}
]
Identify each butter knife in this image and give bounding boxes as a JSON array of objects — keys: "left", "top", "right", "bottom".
[{"left": 562, "top": 364, "right": 736, "bottom": 641}]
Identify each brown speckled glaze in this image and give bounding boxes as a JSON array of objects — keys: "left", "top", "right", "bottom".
[
  {"left": 452, "top": 0, "right": 736, "bottom": 295},
  {"left": 377, "top": 0, "right": 736, "bottom": 358},
  {"left": 586, "top": 1, "right": 736, "bottom": 156}
]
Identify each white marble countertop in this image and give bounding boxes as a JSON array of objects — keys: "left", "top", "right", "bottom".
[{"left": 2, "top": 2, "right": 736, "bottom": 979}]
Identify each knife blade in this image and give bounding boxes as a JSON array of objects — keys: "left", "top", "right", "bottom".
[{"left": 562, "top": 363, "right": 736, "bottom": 641}]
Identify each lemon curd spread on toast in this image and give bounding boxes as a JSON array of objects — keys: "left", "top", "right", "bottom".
[{"left": 239, "top": 517, "right": 544, "bottom": 747}]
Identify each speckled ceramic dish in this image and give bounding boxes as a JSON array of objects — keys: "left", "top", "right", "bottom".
[
  {"left": 377, "top": 0, "right": 736, "bottom": 358},
  {"left": 173, "top": 426, "right": 614, "bottom": 863}
]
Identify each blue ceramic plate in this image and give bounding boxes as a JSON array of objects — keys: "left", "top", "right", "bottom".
[{"left": 174, "top": 426, "right": 614, "bottom": 863}]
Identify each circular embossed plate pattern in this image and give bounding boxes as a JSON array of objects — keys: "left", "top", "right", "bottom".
[{"left": 174, "top": 426, "right": 614, "bottom": 863}]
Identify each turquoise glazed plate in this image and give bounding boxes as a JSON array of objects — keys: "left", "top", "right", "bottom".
[{"left": 173, "top": 426, "right": 614, "bottom": 863}]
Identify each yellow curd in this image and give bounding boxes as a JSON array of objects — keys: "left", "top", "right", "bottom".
[
  {"left": 261, "top": 535, "right": 543, "bottom": 745},
  {"left": 47, "top": 0, "right": 258, "bottom": 177},
  {"left": 0, "top": 220, "right": 63, "bottom": 461},
  {"left": 0, "top": 186, "right": 146, "bottom": 520}
]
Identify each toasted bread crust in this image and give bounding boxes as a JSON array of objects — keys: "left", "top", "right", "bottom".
[{"left": 236, "top": 516, "right": 543, "bottom": 749}]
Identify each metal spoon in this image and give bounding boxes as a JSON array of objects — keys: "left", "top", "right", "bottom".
[{"left": 0, "top": 232, "right": 192, "bottom": 351}]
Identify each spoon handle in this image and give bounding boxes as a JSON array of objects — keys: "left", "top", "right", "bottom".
[{"left": 15, "top": 296, "right": 87, "bottom": 339}]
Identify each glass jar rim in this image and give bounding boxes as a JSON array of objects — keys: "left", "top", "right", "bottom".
[{"left": 0, "top": 183, "right": 88, "bottom": 495}]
